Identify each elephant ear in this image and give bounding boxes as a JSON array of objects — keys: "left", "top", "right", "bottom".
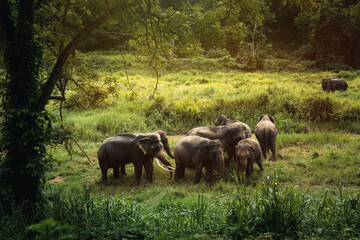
[
  {"left": 196, "top": 140, "right": 210, "bottom": 154},
  {"left": 225, "top": 127, "right": 244, "bottom": 143},
  {"left": 258, "top": 114, "right": 265, "bottom": 122},
  {"left": 249, "top": 144, "right": 255, "bottom": 153},
  {"left": 138, "top": 137, "right": 151, "bottom": 155},
  {"left": 267, "top": 114, "right": 275, "bottom": 124}
]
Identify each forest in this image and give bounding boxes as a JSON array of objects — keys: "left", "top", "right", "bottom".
[{"left": 0, "top": 0, "right": 360, "bottom": 239}]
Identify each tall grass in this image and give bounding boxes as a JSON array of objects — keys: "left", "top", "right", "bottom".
[
  {"left": 53, "top": 53, "right": 360, "bottom": 139},
  {"left": 1, "top": 176, "right": 359, "bottom": 239}
]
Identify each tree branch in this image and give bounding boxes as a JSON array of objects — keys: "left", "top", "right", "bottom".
[{"left": 36, "top": 2, "right": 128, "bottom": 111}]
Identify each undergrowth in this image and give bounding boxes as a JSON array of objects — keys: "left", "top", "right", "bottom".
[{"left": 1, "top": 176, "right": 359, "bottom": 239}]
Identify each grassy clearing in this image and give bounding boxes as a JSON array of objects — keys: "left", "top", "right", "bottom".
[
  {"left": 3, "top": 52, "right": 359, "bottom": 239},
  {"left": 44, "top": 52, "right": 360, "bottom": 196},
  {"left": 46, "top": 131, "right": 360, "bottom": 199}
]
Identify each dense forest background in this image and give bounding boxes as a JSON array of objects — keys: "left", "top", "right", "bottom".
[{"left": 74, "top": 0, "right": 360, "bottom": 70}]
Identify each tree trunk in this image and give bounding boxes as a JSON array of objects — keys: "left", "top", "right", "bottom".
[{"left": 0, "top": 0, "right": 45, "bottom": 206}]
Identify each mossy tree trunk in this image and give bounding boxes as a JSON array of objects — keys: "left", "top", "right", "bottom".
[{"left": 0, "top": 0, "right": 124, "bottom": 209}]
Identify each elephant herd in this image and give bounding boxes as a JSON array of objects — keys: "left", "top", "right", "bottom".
[{"left": 97, "top": 114, "right": 278, "bottom": 184}]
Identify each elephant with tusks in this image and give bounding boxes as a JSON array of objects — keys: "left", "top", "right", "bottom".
[{"left": 98, "top": 130, "right": 175, "bottom": 183}]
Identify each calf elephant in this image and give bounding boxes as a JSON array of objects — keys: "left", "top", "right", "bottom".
[
  {"left": 235, "top": 138, "right": 263, "bottom": 183},
  {"left": 187, "top": 125, "right": 247, "bottom": 166},
  {"left": 254, "top": 114, "right": 277, "bottom": 161},
  {"left": 322, "top": 77, "right": 348, "bottom": 92},
  {"left": 214, "top": 114, "right": 251, "bottom": 137},
  {"left": 173, "top": 136, "right": 224, "bottom": 183},
  {"left": 98, "top": 132, "right": 174, "bottom": 183}
]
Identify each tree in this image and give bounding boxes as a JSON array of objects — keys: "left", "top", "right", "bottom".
[
  {"left": 0, "top": 0, "right": 200, "bottom": 209},
  {"left": 0, "top": 0, "right": 129, "bottom": 208}
]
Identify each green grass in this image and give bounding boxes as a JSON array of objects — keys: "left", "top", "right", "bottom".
[
  {"left": 3, "top": 52, "right": 360, "bottom": 239},
  {"left": 44, "top": 51, "right": 360, "bottom": 195}
]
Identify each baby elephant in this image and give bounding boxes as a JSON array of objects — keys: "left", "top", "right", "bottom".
[
  {"left": 235, "top": 138, "right": 263, "bottom": 183},
  {"left": 173, "top": 136, "right": 225, "bottom": 184},
  {"left": 255, "top": 114, "right": 277, "bottom": 161}
]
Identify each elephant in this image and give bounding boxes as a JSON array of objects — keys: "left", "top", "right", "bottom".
[
  {"left": 173, "top": 136, "right": 224, "bottom": 183},
  {"left": 214, "top": 114, "right": 251, "bottom": 137},
  {"left": 322, "top": 77, "right": 348, "bottom": 92},
  {"left": 254, "top": 114, "right": 277, "bottom": 161},
  {"left": 97, "top": 132, "right": 174, "bottom": 183},
  {"left": 114, "top": 130, "right": 174, "bottom": 175},
  {"left": 186, "top": 124, "right": 248, "bottom": 166},
  {"left": 235, "top": 138, "right": 264, "bottom": 183}
]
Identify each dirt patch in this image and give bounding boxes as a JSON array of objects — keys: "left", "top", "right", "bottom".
[{"left": 48, "top": 176, "right": 64, "bottom": 184}]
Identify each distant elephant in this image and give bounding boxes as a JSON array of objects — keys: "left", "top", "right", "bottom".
[
  {"left": 254, "top": 114, "right": 277, "bottom": 161},
  {"left": 98, "top": 132, "right": 174, "bottom": 183},
  {"left": 214, "top": 114, "right": 251, "bottom": 137},
  {"left": 322, "top": 77, "right": 348, "bottom": 92},
  {"left": 114, "top": 130, "right": 174, "bottom": 175},
  {"left": 173, "top": 136, "right": 225, "bottom": 183},
  {"left": 235, "top": 138, "right": 264, "bottom": 183},
  {"left": 187, "top": 125, "right": 247, "bottom": 166}
]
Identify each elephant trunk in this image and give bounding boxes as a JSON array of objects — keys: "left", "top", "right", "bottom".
[
  {"left": 155, "top": 150, "right": 174, "bottom": 179},
  {"left": 164, "top": 141, "right": 175, "bottom": 159},
  {"left": 216, "top": 153, "right": 225, "bottom": 179}
]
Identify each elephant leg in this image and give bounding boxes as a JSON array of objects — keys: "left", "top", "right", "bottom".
[
  {"left": 101, "top": 168, "right": 108, "bottom": 181},
  {"left": 113, "top": 167, "right": 120, "bottom": 179},
  {"left": 194, "top": 165, "right": 203, "bottom": 184},
  {"left": 326, "top": 81, "right": 331, "bottom": 92},
  {"left": 270, "top": 135, "right": 277, "bottom": 161},
  {"left": 225, "top": 150, "right": 233, "bottom": 167},
  {"left": 246, "top": 161, "right": 253, "bottom": 177},
  {"left": 205, "top": 163, "right": 214, "bottom": 184},
  {"left": 143, "top": 159, "right": 154, "bottom": 183},
  {"left": 175, "top": 162, "right": 185, "bottom": 180},
  {"left": 228, "top": 148, "right": 235, "bottom": 164},
  {"left": 235, "top": 158, "right": 243, "bottom": 183},
  {"left": 134, "top": 163, "right": 143, "bottom": 184},
  {"left": 120, "top": 165, "right": 126, "bottom": 175},
  {"left": 259, "top": 141, "right": 267, "bottom": 159},
  {"left": 271, "top": 145, "right": 276, "bottom": 161},
  {"left": 256, "top": 155, "right": 264, "bottom": 171},
  {"left": 225, "top": 156, "right": 230, "bottom": 167}
]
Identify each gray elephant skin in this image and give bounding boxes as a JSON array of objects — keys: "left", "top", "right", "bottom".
[
  {"left": 186, "top": 125, "right": 247, "bottom": 166},
  {"left": 98, "top": 131, "right": 173, "bottom": 183},
  {"left": 214, "top": 114, "right": 251, "bottom": 137},
  {"left": 254, "top": 114, "right": 277, "bottom": 161},
  {"left": 173, "top": 136, "right": 225, "bottom": 183},
  {"left": 322, "top": 77, "right": 348, "bottom": 92},
  {"left": 235, "top": 138, "right": 263, "bottom": 182}
]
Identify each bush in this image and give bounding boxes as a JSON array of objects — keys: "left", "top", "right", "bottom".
[{"left": 206, "top": 48, "right": 230, "bottom": 58}]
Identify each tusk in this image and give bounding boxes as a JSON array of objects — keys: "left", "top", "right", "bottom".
[{"left": 155, "top": 158, "right": 175, "bottom": 172}]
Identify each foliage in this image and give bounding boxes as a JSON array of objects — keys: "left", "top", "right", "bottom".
[
  {"left": 1, "top": 177, "right": 359, "bottom": 239},
  {"left": 294, "top": 0, "right": 360, "bottom": 69}
]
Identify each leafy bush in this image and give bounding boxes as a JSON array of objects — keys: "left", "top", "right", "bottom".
[
  {"left": 2, "top": 177, "right": 359, "bottom": 239},
  {"left": 337, "top": 70, "right": 358, "bottom": 80},
  {"left": 206, "top": 48, "right": 230, "bottom": 58}
]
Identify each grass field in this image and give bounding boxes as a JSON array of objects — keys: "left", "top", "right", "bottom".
[
  {"left": 45, "top": 51, "right": 360, "bottom": 195},
  {"left": 3, "top": 52, "right": 359, "bottom": 239}
]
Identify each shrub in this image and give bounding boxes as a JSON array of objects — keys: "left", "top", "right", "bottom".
[
  {"left": 206, "top": 48, "right": 230, "bottom": 58},
  {"left": 301, "top": 95, "right": 337, "bottom": 121},
  {"left": 337, "top": 70, "right": 357, "bottom": 80}
]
